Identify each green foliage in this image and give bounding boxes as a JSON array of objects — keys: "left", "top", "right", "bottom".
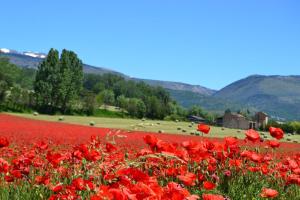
[
  {"left": 81, "top": 90, "right": 96, "bottom": 115},
  {"left": 98, "top": 89, "right": 115, "bottom": 106},
  {"left": 34, "top": 48, "right": 83, "bottom": 113},
  {"left": 34, "top": 48, "right": 60, "bottom": 112},
  {"left": 59, "top": 50, "right": 83, "bottom": 112},
  {"left": 83, "top": 74, "right": 174, "bottom": 119},
  {"left": 0, "top": 57, "right": 35, "bottom": 111},
  {"left": 0, "top": 57, "right": 21, "bottom": 102}
]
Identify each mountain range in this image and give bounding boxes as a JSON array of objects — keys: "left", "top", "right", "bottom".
[{"left": 1, "top": 48, "right": 299, "bottom": 121}]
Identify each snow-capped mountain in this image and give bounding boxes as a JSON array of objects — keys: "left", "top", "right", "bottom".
[{"left": 0, "top": 48, "right": 47, "bottom": 59}]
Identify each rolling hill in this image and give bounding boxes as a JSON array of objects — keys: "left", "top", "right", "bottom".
[{"left": 214, "top": 75, "right": 300, "bottom": 120}]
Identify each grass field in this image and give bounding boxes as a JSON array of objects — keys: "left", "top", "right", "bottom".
[{"left": 9, "top": 112, "right": 300, "bottom": 143}]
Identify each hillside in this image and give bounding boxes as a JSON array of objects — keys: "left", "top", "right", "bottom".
[
  {"left": 167, "top": 89, "right": 253, "bottom": 114},
  {"left": 214, "top": 75, "right": 300, "bottom": 120},
  {"left": 135, "top": 79, "right": 215, "bottom": 96},
  {"left": 0, "top": 49, "right": 212, "bottom": 96}
]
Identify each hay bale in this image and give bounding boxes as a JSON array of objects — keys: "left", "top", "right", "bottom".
[
  {"left": 293, "top": 140, "right": 298, "bottom": 143},
  {"left": 33, "top": 112, "right": 39, "bottom": 116},
  {"left": 158, "top": 130, "right": 164, "bottom": 133},
  {"left": 190, "top": 132, "right": 195, "bottom": 135},
  {"left": 58, "top": 116, "right": 64, "bottom": 121},
  {"left": 89, "top": 121, "right": 95, "bottom": 126},
  {"left": 177, "top": 127, "right": 181, "bottom": 130},
  {"left": 182, "top": 129, "right": 187, "bottom": 133}
]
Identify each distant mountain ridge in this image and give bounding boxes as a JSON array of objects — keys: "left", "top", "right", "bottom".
[{"left": 1, "top": 48, "right": 300, "bottom": 120}]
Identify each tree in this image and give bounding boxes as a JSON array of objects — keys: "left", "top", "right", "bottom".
[
  {"left": 34, "top": 48, "right": 83, "bottom": 113},
  {"left": 98, "top": 90, "right": 115, "bottom": 108},
  {"left": 116, "top": 95, "right": 128, "bottom": 109},
  {"left": 59, "top": 50, "right": 83, "bottom": 112},
  {"left": 188, "top": 105, "right": 205, "bottom": 117},
  {"left": 0, "top": 57, "right": 21, "bottom": 102},
  {"left": 225, "top": 109, "right": 231, "bottom": 114},
  {"left": 126, "top": 98, "right": 146, "bottom": 118},
  {"left": 34, "top": 48, "right": 60, "bottom": 113},
  {"left": 81, "top": 90, "right": 96, "bottom": 115},
  {"left": 136, "top": 99, "right": 146, "bottom": 118}
]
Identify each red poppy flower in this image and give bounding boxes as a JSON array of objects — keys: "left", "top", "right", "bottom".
[
  {"left": 178, "top": 172, "right": 197, "bottom": 186},
  {"left": 197, "top": 124, "right": 210, "bottom": 134},
  {"left": 106, "top": 143, "right": 117, "bottom": 152},
  {"left": 269, "top": 127, "right": 284, "bottom": 140},
  {"left": 260, "top": 188, "right": 278, "bottom": 198},
  {"left": 51, "top": 183, "right": 63, "bottom": 193},
  {"left": 202, "top": 193, "right": 224, "bottom": 200},
  {"left": 245, "top": 129, "right": 260, "bottom": 142},
  {"left": 203, "top": 181, "right": 216, "bottom": 190},
  {"left": 268, "top": 140, "right": 280, "bottom": 148},
  {"left": 143, "top": 135, "right": 158, "bottom": 148},
  {"left": 71, "top": 178, "right": 85, "bottom": 191},
  {"left": 4, "top": 175, "right": 14, "bottom": 182},
  {"left": 0, "top": 137, "right": 9, "bottom": 148}
]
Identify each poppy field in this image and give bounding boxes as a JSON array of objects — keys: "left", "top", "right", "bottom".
[{"left": 0, "top": 114, "right": 299, "bottom": 200}]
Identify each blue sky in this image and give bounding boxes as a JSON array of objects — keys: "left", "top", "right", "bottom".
[{"left": 1, "top": 0, "right": 300, "bottom": 90}]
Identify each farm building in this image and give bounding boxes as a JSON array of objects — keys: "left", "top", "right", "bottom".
[
  {"left": 217, "top": 112, "right": 268, "bottom": 130},
  {"left": 222, "top": 112, "right": 250, "bottom": 130},
  {"left": 254, "top": 112, "right": 268, "bottom": 129}
]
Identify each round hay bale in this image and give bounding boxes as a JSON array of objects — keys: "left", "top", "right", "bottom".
[
  {"left": 33, "top": 112, "right": 39, "bottom": 116},
  {"left": 158, "top": 130, "right": 164, "bottom": 133},
  {"left": 182, "top": 129, "right": 187, "bottom": 133},
  {"left": 177, "top": 127, "right": 181, "bottom": 130},
  {"left": 58, "top": 116, "right": 64, "bottom": 121},
  {"left": 89, "top": 121, "right": 95, "bottom": 126}
]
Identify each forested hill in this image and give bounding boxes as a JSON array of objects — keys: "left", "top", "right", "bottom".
[{"left": 0, "top": 49, "right": 213, "bottom": 96}]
